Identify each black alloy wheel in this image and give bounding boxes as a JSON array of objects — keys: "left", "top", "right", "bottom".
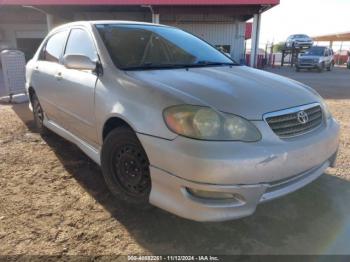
[{"left": 101, "top": 127, "right": 151, "bottom": 204}]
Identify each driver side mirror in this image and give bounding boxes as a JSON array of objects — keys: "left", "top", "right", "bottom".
[{"left": 63, "top": 54, "right": 96, "bottom": 71}]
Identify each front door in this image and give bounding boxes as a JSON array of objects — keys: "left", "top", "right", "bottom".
[{"left": 56, "top": 28, "right": 99, "bottom": 145}]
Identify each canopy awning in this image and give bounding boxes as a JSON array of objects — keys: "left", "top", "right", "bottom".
[{"left": 313, "top": 31, "right": 350, "bottom": 42}]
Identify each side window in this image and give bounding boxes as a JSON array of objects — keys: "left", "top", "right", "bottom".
[
  {"left": 65, "top": 29, "right": 97, "bottom": 61},
  {"left": 324, "top": 49, "right": 329, "bottom": 57},
  {"left": 41, "top": 30, "right": 68, "bottom": 63}
]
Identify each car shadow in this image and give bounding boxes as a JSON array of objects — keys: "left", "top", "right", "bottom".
[{"left": 11, "top": 102, "right": 350, "bottom": 255}]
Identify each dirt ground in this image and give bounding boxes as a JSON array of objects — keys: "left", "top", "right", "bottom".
[{"left": 0, "top": 67, "right": 349, "bottom": 256}]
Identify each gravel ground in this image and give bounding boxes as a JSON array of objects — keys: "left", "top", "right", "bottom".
[{"left": 0, "top": 67, "right": 349, "bottom": 256}]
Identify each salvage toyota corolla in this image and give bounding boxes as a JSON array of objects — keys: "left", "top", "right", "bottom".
[{"left": 26, "top": 21, "right": 340, "bottom": 222}]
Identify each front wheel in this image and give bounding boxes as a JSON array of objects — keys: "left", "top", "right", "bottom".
[
  {"left": 101, "top": 127, "right": 151, "bottom": 204},
  {"left": 318, "top": 63, "right": 324, "bottom": 73},
  {"left": 327, "top": 62, "right": 333, "bottom": 71}
]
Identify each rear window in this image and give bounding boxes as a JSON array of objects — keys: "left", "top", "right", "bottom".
[{"left": 41, "top": 30, "right": 68, "bottom": 62}]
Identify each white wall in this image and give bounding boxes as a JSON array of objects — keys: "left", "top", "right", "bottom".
[{"left": 164, "top": 22, "right": 246, "bottom": 62}]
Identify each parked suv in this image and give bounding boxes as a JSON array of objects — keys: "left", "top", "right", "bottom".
[
  {"left": 296, "top": 46, "right": 334, "bottom": 72},
  {"left": 285, "top": 34, "right": 313, "bottom": 49},
  {"left": 26, "top": 21, "right": 339, "bottom": 222}
]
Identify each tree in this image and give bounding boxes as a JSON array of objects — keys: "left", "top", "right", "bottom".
[{"left": 273, "top": 42, "right": 286, "bottom": 53}]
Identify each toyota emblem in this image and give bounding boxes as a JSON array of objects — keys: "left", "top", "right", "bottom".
[{"left": 297, "top": 111, "right": 309, "bottom": 124}]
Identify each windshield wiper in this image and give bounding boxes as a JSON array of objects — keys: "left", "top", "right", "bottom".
[
  {"left": 192, "top": 61, "right": 238, "bottom": 67},
  {"left": 123, "top": 61, "right": 239, "bottom": 71},
  {"left": 123, "top": 63, "right": 190, "bottom": 71}
]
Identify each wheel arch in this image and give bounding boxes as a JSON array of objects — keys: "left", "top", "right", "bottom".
[
  {"left": 102, "top": 115, "right": 136, "bottom": 142},
  {"left": 27, "top": 86, "right": 36, "bottom": 104}
]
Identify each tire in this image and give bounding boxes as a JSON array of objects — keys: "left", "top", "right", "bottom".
[
  {"left": 31, "top": 93, "right": 50, "bottom": 135},
  {"left": 295, "top": 66, "right": 300, "bottom": 72},
  {"left": 101, "top": 127, "right": 151, "bottom": 204},
  {"left": 318, "top": 63, "right": 324, "bottom": 73},
  {"left": 327, "top": 62, "right": 333, "bottom": 71}
]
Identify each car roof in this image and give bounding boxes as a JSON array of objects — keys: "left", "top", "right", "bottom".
[
  {"left": 291, "top": 34, "right": 308, "bottom": 37},
  {"left": 92, "top": 20, "right": 168, "bottom": 26},
  {"left": 50, "top": 20, "right": 168, "bottom": 32}
]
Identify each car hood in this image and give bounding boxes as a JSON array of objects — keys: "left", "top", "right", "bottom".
[{"left": 126, "top": 66, "right": 321, "bottom": 120}]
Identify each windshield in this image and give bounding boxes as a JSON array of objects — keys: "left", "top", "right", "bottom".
[
  {"left": 293, "top": 34, "right": 308, "bottom": 39},
  {"left": 96, "top": 24, "right": 237, "bottom": 70},
  {"left": 304, "top": 47, "right": 325, "bottom": 56}
]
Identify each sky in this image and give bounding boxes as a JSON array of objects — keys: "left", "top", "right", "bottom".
[{"left": 258, "top": 0, "right": 350, "bottom": 50}]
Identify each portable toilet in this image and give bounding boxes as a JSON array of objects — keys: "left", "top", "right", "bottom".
[{"left": 0, "top": 49, "right": 26, "bottom": 102}]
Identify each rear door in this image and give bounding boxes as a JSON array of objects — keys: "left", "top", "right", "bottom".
[
  {"left": 56, "top": 27, "right": 99, "bottom": 145},
  {"left": 30, "top": 30, "right": 69, "bottom": 126}
]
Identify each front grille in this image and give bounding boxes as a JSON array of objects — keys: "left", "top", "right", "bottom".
[
  {"left": 300, "top": 59, "right": 314, "bottom": 64},
  {"left": 265, "top": 104, "right": 323, "bottom": 138}
]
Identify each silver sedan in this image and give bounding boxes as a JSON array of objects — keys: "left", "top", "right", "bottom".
[{"left": 26, "top": 21, "right": 340, "bottom": 222}]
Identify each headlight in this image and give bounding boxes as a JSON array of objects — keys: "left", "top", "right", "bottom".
[
  {"left": 320, "top": 100, "right": 332, "bottom": 119},
  {"left": 163, "top": 105, "right": 261, "bottom": 141}
]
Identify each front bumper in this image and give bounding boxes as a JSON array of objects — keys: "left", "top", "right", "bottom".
[
  {"left": 297, "top": 62, "right": 322, "bottom": 69},
  {"left": 138, "top": 117, "right": 340, "bottom": 221},
  {"left": 149, "top": 159, "right": 333, "bottom": 221},
  {"left": 294, "top": 42, "right": 313, "bottom": 48}
]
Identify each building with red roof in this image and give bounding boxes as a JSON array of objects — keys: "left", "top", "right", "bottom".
[{"left": 0, "top": 0, "right": 279, "bottom": 66}]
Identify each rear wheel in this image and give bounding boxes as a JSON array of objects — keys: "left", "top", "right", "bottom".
[
  {"left": 31, "top": 93, "right": 50, "bottom": 135},
  {"left": 101, "top": 127, "right": 151, "bottom": 204}
]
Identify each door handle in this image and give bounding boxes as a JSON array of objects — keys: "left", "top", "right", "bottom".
[
  {"left": 55, "top": 72, "right": 63, "bottom": 80},
  {"left": 34, "top": 66, "right": 39, "bottom": 72}
]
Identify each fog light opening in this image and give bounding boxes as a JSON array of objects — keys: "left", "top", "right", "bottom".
[{"left": 186, "top": 188, "right": 245, "bottom": 203}]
